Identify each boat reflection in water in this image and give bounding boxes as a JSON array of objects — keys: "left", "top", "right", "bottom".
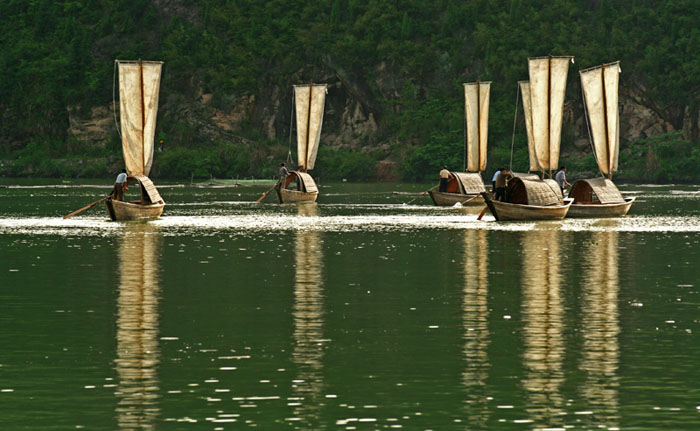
[
  {"left": 114, "top": 223, "right": 162, "bottom": 430},
  {"left": 462, "top": 229, "right": 490, "bottom": 427},
  {"left": 521, "top": 229, "right": 565, "bottom": 427},
  {"left": 579, "top": 231, "right": 620, "bottom": 427},
  {"left": 291, "top": 203, "right": 326, "bottom": 428}
]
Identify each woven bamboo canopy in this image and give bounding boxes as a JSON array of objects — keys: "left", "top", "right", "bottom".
[{"left": 569, "top": 178, "right": 624, "bottom": 204}]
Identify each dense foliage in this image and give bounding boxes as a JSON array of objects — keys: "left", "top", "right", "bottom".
[{"left": 2, "top": 0, "right": 700, "bottom": 181}]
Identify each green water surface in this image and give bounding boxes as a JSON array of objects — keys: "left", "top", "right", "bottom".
[{"left": 1, "top": 180, "right": 699, "bottom": 430}]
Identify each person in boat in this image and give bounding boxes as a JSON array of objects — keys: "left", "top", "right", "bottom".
[
  {"left": 439, "top": 166, "right": 450, "bottom": 192},
  {"left": 277, "top": 163, "right": 288, "bottom": 190},
  {"left": 491, "top": 168, "right": 503, "bottom": 193},
  {"left": 111, "top": 169, "right": 129, "bottom": 201},
  {"left": 555, "top": 166, "right": 571, "bottom": 195},
  {"left": 494, "top": 168, "right": 511, "bottom": 202}
]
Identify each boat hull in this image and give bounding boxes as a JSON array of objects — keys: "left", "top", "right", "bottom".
[
  {"left": 105, "top": 199, "right": 165, "bottom": 221},
  {"left": 482, "top": 193, "right": 573, "bottom": 221},
  {"left": 429, "top": 191, "right": 485, "bottom": 206},
  {"left": 276, "top": 188, "right": 319, "bottom": 203},
  {"left": 566, "top": 197, "right": 635, "bottom": 218}
]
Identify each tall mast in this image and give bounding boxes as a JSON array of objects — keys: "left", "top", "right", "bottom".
[
  {"left": 304, "top": 85, "right": 313, "bottom": 171},
  {"left": 601, "top": 64, "right": 611, "bottom": 180},
  {"left": 476, "top": 80, "right": 481, "bottom": 171},
  {"left": 139, "top": 60, "right": 145, "bottom": 175},
  {"left": 546, "top": 55, "right": 551, "bottom": 179}
]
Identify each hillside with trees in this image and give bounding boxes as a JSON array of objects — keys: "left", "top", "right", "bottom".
[{"left": 2, "top": 0, "right": 700, "bottom": 182}]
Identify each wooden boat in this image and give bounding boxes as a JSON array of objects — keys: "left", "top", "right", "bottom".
[
  {"left": 482, "top": 177, "right": 573, "bottom": 221},
  {"left": 106, "top": 175, "right": 165, "bottom": 221},
  {"left": 483, "top": 56, "right": 574, "bottom": 221},
  {"left": 568, "top": 61, "right": 635, "bottom": 218},
  {"left": 429, "top": 172, "right": 486, "bottom": 206},
  {"left": 431, "top": 81, "right": 490, "bottom": 206},
  {"left": 277, "top": 84, "right": 327, "bottom": 203},
  {"left": 276, "top": 171, "right": 319, "bottom": 203},
  {"left": 107, "top": 59, "right": 165, "bottom": 221},
  {"left": 567, "top": 177, "right": 635, "bottom": 218}
]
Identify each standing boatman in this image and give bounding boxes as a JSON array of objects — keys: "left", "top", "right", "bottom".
[
  {"left": 555, "top": 166, "right": 571, "bottom": 196},
  {"left": 112, "top": 169, "right": 129, "bottom": 201},
  {"left": 439, "top": 166, "right": 450, "bottom": 192},
  {"left": 491, "top": 168, "right": 503, "bottom": 193},
  {"left": 277, "top": 163, "right": 288, "bottom": 190}
]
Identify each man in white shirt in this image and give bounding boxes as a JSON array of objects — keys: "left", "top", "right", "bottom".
[
  {"left": 113, "top": 169, "right": 129, "bottom": 201},
  {"left": 439, "top": 166, "right": 450, "bottom": 192},
  {"left": 491, "top": 168, "right": 503, "bottom": 192}
]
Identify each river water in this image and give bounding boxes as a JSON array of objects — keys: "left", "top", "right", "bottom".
[{"left": 1, "top": 180, "right": 699, "bottom": 430}]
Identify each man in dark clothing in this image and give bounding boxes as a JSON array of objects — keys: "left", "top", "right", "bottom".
[
  {"left": 439, "top": 166, "right": 450, "bottom": 192},
  {"left": 494, "top": 168, "right": 510, "bottom": 202}
]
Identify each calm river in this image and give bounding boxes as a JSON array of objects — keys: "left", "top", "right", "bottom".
[{"left": 1, "top": 180, "right": 699, "bottom": 430}]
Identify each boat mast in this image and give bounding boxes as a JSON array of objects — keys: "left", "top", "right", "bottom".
[
  {"left": 546, "top": 55, "right": 551, "bottom": 179},
  {"left": 139, "top": 59, "right": 145, "bottom": 176},
  {"left": 476, "top": 80, "right": 481, "bottom": 172},
  {"left": 304, "top": 85, "right": 313, "bottom": 171},
  {"left": 601, "top": 64, "right": 612, "bottom": 180}
]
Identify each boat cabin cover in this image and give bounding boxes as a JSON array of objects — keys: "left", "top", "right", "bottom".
[
  {"left": 444, "top": 172, "right": 486, "bottom": 195},
  {"left": 507, "top": 177, "right": 563, "bottom": 206},
  {"left": 569, "top": 177, "right": 625, "bottom": 204}
]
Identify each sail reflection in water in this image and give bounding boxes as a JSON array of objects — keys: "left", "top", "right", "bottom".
[
  {"left": 291, "top": 203, "right": 325, "bottom": 428},
  {"left": 521, "top": 230, "right": 565, "bottom": 427},
  {"left": 462, "top": 230, "right": 490, "bottom": 427},
  {"left": 114, "top": 224, "right": 162, "bottom": 429},
  {"left": 580, "top": 231, "right": 620, "bottom": 427}
]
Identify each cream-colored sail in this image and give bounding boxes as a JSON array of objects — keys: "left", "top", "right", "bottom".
[
  {"left": 519, "top": 81, "right": 539, "bottom": 171},
  {"left": 464, "top": 82, "right": 490, "bottom": 172},
  {"left": 117, "top": 60, "right": 162, "bottom": 176},
  {"left": 528, "top": 56, "right": 572, "bottom": 172},
  {"left": 115, "top": 223, "right": 161, "bottom": 430},
  {"left": 581, "top": 62, "right": 621, "bottom": 176},
  {"left": 294, "top": 84, "right": 328, "bottom": 170}
]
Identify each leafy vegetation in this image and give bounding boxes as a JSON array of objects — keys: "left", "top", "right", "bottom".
[{"left": 2, "top": 1, "right": 700, "bottom": 181}]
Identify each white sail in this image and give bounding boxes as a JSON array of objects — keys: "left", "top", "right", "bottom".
[
  {"left": 581, "top": 62, "right": 621, "bottom": 175},
  {"left": 464, "top": 82, "right": 490, "bottom": 172},
  {"left": 117, "top": 60, "right": 162, "bottom": 176},
  {"left": 294, "top": 84, "right": 328, "bottom": 171},
  {"left": 528, "top": 57, "right": 572, "bottom": 172},
  {"left": 519, "top": 81, "right": 539, "bottom": 171}
]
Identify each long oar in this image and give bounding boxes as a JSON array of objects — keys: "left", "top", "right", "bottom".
[
  {"left": 256, "top": 181, "right": 280, "bottom": 203},
  {"left": 476, "top": 206, "right": 488, "bottom": 220},
  {"left": 405, "top": 184, "right": 438, "bottom": 205},
  {"left": 63, "top": 196, "right": 110, "bottom": 219}
]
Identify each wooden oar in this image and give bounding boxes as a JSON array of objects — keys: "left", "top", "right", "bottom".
[
  {"left": 405, "top": 184, "right": 438, "bottom": 205},
  {"left": 476, "top": 206, "right": 488, "bottom": 220},
  {"left": 255, "top": 182, "right": 280, "bottom": 203},
  {"left": 63, "top": 196, "right": 110, "bottom": 219}
]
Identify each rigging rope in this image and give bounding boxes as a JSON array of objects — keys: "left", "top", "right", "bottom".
[
  {"left": 509, "top": 82, "right": 520, "bottom": 172},
  {"left": 112, "top": 60, "right": 121, "bottom": 139},
  {"left": 287, "top": 90, "right": 295, "bottom": 167}
]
